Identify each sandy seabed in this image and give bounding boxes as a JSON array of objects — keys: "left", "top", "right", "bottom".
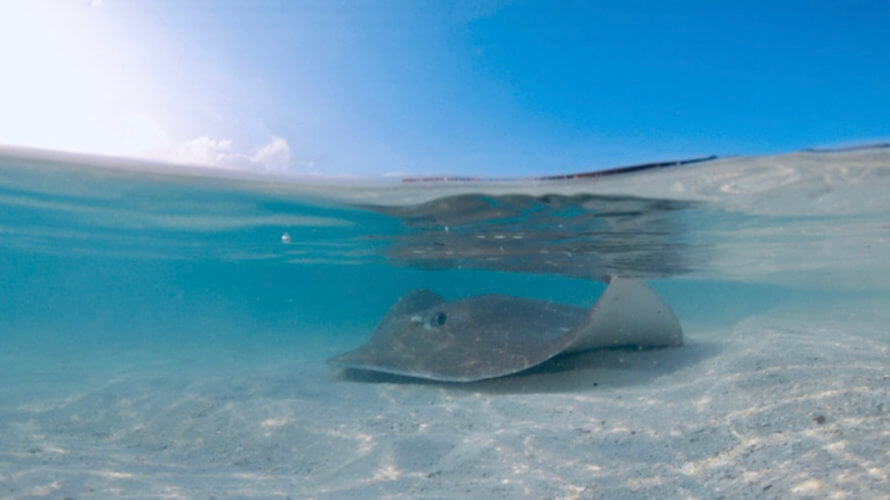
[{"left": 1, "top": 297, "right": 889, "bottom": 499}]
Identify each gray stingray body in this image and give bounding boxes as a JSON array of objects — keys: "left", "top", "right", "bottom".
[{"left": 328, "top": 277, "right": 683, "bottom": 382}]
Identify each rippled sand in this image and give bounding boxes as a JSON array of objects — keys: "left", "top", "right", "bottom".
[{"left": 2, "top": 296, "right": 888, "bottom": 498}]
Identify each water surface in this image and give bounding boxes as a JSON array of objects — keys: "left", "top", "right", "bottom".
[{"left": 1, "top": 146, "right": 888, "bottom": 497}]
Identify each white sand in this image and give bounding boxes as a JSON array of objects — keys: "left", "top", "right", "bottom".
[{"left": 2, "top": 297, "right": 889, "bottom": 499}]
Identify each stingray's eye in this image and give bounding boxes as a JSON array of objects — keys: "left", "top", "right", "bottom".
[{"left": 432, "top": 312, "right": 447, "bottom": 327}]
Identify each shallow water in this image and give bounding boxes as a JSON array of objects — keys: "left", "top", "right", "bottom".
[{"left": 1, "top": 147, "right": 889, "bottom": 498}]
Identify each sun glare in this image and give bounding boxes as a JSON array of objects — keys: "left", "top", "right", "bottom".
[
  {"left": 0, "top": 1, "right": 293, "bottom": 171},
  {"left": 0, "top": 2, "right": 165, "bottom": 157}
]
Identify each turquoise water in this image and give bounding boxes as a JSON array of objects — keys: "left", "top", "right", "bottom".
[
  {"left": 1, "top": 147, "right": 889, "bottom": 497},
  {"left": 0, "top": 153, "right": 846, "bottom": 359}
]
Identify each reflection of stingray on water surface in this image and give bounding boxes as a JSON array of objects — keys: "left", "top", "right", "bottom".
[
  {"left": 363, "top": 193, "right": 703, "bottom": 281},
  {"left": 328, "top": 278, "right": 683, "bottom": 382}
]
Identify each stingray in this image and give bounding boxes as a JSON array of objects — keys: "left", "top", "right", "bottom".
[{"left": 328, "top": 277, "right": 683, "bottom": 382}]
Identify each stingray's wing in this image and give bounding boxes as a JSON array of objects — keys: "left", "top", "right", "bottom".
[
  {"left": 564, "top": 277, "right": 683, "bottom": 353},
  {"left": 327, "top": 279, "right": 682, "bottom": 383},
  {"left": 327, "top": 293, "right": 585, "bottom": 382},
  {"left": 327, "top": 288, "right": 445, "bottom": 368}
]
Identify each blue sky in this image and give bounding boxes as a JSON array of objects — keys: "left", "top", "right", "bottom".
[{"left": 0, "top": 1, "right": 888, "bottom": 176}]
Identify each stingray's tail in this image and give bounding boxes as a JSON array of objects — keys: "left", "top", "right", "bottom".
[{"left": 564, "top": 277, "right": 683, "bottom": 353}]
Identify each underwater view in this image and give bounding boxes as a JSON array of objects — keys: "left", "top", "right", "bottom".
[{"left": 1, "top": 145, "right": 889, "bottom": 498}]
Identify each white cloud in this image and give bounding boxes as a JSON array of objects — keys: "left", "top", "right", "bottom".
[
  {"left": 175, "top": 136, "right": 234, "bottom": 166},
  {"left": 250, "top": 136, "right": 292, "bottom": 171},
  {"left": 170, "top": 135, "right": 295, "bottom": 172}
]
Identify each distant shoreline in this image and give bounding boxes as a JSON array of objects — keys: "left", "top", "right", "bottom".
[{"left": 401, "top": 155, "right": 720, "bottom": 183}]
